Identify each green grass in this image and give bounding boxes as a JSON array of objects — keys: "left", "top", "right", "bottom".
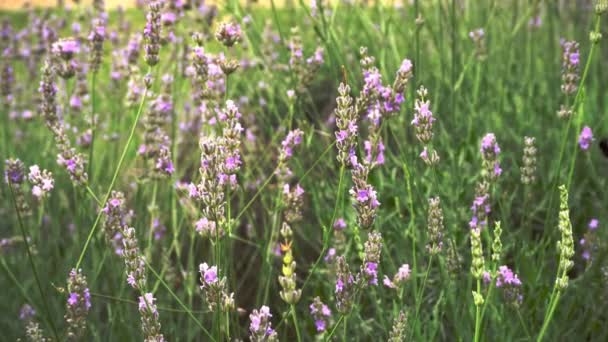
[{"left": 1, "top": 0, "right": 608, "bottom": 341}]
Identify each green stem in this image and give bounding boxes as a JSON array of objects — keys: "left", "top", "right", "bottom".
[
  {"left": 75, "top": 67, "right": 152, "bottom": 269},
  {"left": 85, "top": 185, "right": 102, "bottom": 206},
  {"left": 88, "top": 72, "right": 97, "bottom": 180},
  {"left": 411, "top": 254, "right": 434, "bottom": 339},
  {"left": 8, "top": 182, "right": 60, "bottom": 341},
  {"left": 474, "top": 279, "right": 481, "bottom": 342},
  {"left": 301, "top": 165, "right": 345, "bottom": 292},
  {"left": 325, "top": 314, "right": 345, "bottom": 341},
  {"left": 144, "top": 259, "right": 216, "bottom": 341},
  {"left": 537, "top": 291, "right": 561, "bottom": 342},
  {"left": 291, "top": 305, "right": 302, "bottom": 342}
]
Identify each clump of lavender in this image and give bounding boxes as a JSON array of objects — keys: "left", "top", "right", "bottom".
[
  {"left": 1, "top": 59, "right": 14, "bottom": 106},
  {"left": 64, "top": 268, "right": 91, "bottom": 341},
  {"left": 485, "top": 266, "right": 523, "bottom": 307},
  {"left": 580, "top": 219, "right": 600, "bottom": 262},
  {"left": 278, "top": 184, "right": 304, "bottom": 305},
  {"left": 349, "top": 159, "right": 380, "bottom": 230},
  {"left": 520, "top": 136, "right": 537, "bottom": 185},
  {"left": 39, "top": 60, "right": 88, "bottom": 185},
  {"left": 309, "top": 296, "right": 332, "bottom": 333},
  {"left": 334, "top": 83, "right": 359, "bottom": 168},
  {"left": 288, "top": 26, "right": 324, "bottom": 93},
  {"left": 578, "top": 126, "right": 593, "bottom": 151},
  {"left": 19, "top": 304, "right": 36, "bottom": 322},
  {"left": 122, "top": 227, "right": 148, "bottom": 290},
  {"left": 276, "top": 128, "right": 304, "bottom": 183},
  {"left": 412, "top": 86, "right": 439, "bottom": 166},
  {"left": 555, "top": 185, "right": 575, "bottom": 290},
  {"left": 144, "top": 1, "right": 163, "bottom": 66},
  {"left": 249, "top": 306, "right": 278, "bottom": 342},
  {"left": 220, "top": 100, "right": 244, "bottom": 180},
  {"left": 190, "top": 100, "right": 244, "bottom": 239},
  {"left": 5, "top": 159, "right": 31, "bottom": 216},
  {"left": 360, "top": 231, "right": 383, "bottom": 286},
  {"left": 27, "top": 165, "right": 54, "bottom": 200},
  {"left": 480, "top": 133, "right": 502, "bottom": 182},
  {"left": 25, "top": 321, "right": 49, "bottom": 342},
  {"left": 388, "top": 311, "right": 409, "bottom": 342},
  {"left": 556, "top": 40, "right": 580, "bottom": 119},
  {"left": 383, "top": 263, "right": 411, "bottom": 289},
  {"left": 71, "top": 63, "right": 90, "bottom": 113},
  {"left": 51, "top": 38, "right": 79, "bottom": 79},
  {"left": 381, "top": 58, "right": 413, "bottom": 118},
  {"left": 140, "top": 74, "right": 174, "bottom": 179},
  {"left": 559, "top": 40, "right": 580, "bottom": 96},
  {"left": 138, "top": 293, "right": 165, "bottom": 342},
  {"left": 126, "top": 33, "right": 143, "bottom": 65},
  {"left": 469, "top": 181, "right": 490, "bottom": 231},
  {"left": 103, "top": 193, "right": 147, "bottom": 289},
  {"left": 192, "top": 137, "right": 226, "bottom": 239},
  {"left": 101, "top": 191, "right": 128, "bottom": 254},
  {"left": 199, "top": 263, "right": 235, "bottom": 311},
  {"left": 101, "top": 193, "right": 165, "bottom": 339},
  {"left": 426, "top": 196, "right": 444, "bottom": 254},
  {"left": 335, "top": 256, "right": 356, "bottom": 314},
  {"left": 88, "top": 17, "right": 105, "bottom": 74},
  {"left": 215, "top": 21, "right": 241, "bottom": 47},
  {"left": 469, "top": 28, "right": 486, "bottom": 60}
]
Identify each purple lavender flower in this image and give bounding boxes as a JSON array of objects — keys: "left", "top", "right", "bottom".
[
  {"left": 578, "top": 126, "right": 593, "bottom": 151},
  {"left": 309, "top": 297, "right": 332, "bottom": 333},
  {"left": 215, "top": 21, "right": 242, "bottom": 47},
  {"left": 333, "top": 218, "right": 347, "bottom": 231},
  {"left": 480, "top": 133, "right": 502, "bottom": 180},
  {"left": 51, "top": 38, "right": 79, "bottom": 60},
  {"left": 144, "top": 1, "right": 163, "bottom": 66},
  {"left": 19, "top": 304, "right": 36, "bottom": 321},
  {"left": 580, "top": 219, "right": 600, "bottom": 262},
  {"left": 28, "top": 165, "right": 54, "bottom": 199},
  {"left": 88, "top": 17, "right": 105, "bottom": 73},
  {"left": 249, "top": 306, "right": 278, "bottom": 341},
  {"left": 494, "top": 265, "right": 523, "bottom": 306},
  {"left": 589, "top": 218, "right": 599, "bottom": 231},
  {"left": 64, "top": 268, "right": 91, "bottom": 340},
  {"left": 279, "top": 129, "right": 304, "bottom": 162},
  {"left": 199, "top": 263, "right": 218, "bottom": 286},
  {"left": 138, "top": 292, "right": 165, "bottom": 341},
  {"left": 383, "top": 263, "right": 411, "bottom": 289},
  {"left": 560, "top": 40, "right": 580, "bottom": 96}
]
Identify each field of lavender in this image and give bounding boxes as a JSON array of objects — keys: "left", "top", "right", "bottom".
[{"left": 1, "top": 0, "right": 608, "bottom": 341}]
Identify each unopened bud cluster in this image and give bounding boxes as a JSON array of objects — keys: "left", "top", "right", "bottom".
[
  {"left": 520, "top": 136, "right": 537, "bottom": 185},
  {"left": 556, "top": 185, "right": 574, "bottom": 290}
]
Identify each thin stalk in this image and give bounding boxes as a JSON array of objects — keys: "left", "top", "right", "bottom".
[
  {"left": 8, "top": 182, "right": 60, "bottom": 341},
  {"left": 145, "top": 259, "right": 216, "bottom": 341},
  {"left": 410, "top": 254, "right": 434, "bottom": 339},
  {"left": 325, "top": 314, "right": 345, "bottom": 341},
  {"left": 291, "top": 305, "right": 302, "bottom": 342},
  {"left": 88, "top": 72, "right": 97, "bottom": 180},
  {"left": 75, "top": 67, "right": 152, "bottom": 269},
  {"left": 146, "top": 181, "right": 159, "bottom": 260},
  {"left": 537, "top": 291, "right": 561, "bottom": 341},
  {"left": 85, "top": 185, "right": 102, "bottom": 206},
  {"left": 301, "top": 165, "right": 345, "bottom": 292},
  {"left": 474, "top": 279, "right": 482, "bottom": 342}
]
